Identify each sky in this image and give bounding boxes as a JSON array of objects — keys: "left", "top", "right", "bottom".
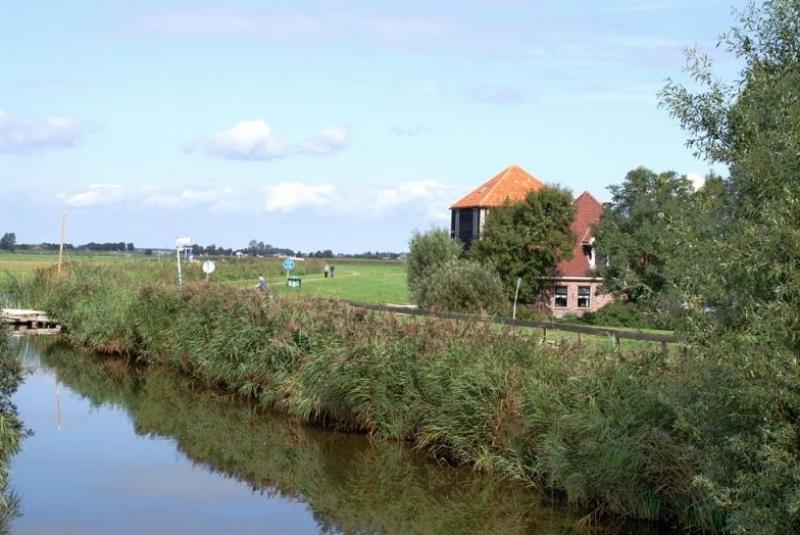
[{"left": 0, "top": 0, "right": 745, "bottom": 252}]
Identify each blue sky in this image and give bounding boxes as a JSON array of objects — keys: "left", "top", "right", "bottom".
[{"left": 1, "top": 0, "right": 744, "bottom": 252}]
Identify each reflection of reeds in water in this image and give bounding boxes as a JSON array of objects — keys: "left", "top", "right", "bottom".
[{"left": 40, "top": 343, "right": 584, "bottom": 535}]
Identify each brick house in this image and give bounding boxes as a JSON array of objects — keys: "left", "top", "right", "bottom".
[{"left": 450, "top": 164, "right": 613, "bottom": 317}]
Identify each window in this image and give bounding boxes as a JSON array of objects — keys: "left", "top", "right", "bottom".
[
  {"left": 554, "top": 286, "right": 568, "bottom": 308},
  {"left": 578, "top": 286, "right": 591, "bottom": 308}
]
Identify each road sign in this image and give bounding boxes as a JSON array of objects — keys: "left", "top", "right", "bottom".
[
  {"left": 283, "top": 258, "right": 295, "bottom": 271},
  {"left": 176, "top": 236, "right": 193, "bottom": 248},
  {"left": 202, "top": 261, "right": 216, "bottom": 274}
]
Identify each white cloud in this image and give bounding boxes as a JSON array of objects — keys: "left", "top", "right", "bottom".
[
  {"left": 687, "top": 172, "right": 706, "bottom": 190},
  {"left": 0, "top": 110, "right": 85, "bottom": 154},
  {"left": 191, "top": 119, "right": 289, "bottom": 161},
  {"left": 64, "top": 185, "right": 126, "bottom": 208},
  {"left": 298, "top": 126, "right": 349, "bottom": 155},
  {"left": 263, "top": 182, "right": 337, "bottom": 213}
]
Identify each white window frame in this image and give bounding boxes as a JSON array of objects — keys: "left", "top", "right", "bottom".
[
  {"left": 577, "top": 286, "right": 591, "bottom": 308},
  {"left": 554, "top": 285, "right": 568, "bottom": 308}
]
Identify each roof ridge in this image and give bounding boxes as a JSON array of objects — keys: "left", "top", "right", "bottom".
[
  {"left": 575, "top": 190, "right": 603, "bottom": 206},
  {"left": 483, "top": 165, "right": 514, "bottom": 205}
]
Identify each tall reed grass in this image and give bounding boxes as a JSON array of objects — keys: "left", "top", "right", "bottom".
[{"left": 23, "top": 264, "right": 800, "bottom": 532}]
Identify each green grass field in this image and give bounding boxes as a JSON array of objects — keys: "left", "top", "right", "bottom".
[{"left": 0, "top": 252, "right": 410, "bottom": 305}]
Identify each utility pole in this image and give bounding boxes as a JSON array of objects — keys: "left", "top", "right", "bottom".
[{"left": 57, "top": 211, "right": 67, "bottom": 275}]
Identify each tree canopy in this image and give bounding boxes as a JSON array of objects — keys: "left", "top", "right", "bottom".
[
  {"left": 469, "top": 187, "right": 575, "bottom": 302},
  {"left": 661, "top": 0, "right": 800, "bottom": 349}
]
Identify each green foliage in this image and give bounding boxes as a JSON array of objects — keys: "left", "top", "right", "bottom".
[
  {"left": 416, "top": 259, "right": 508, "bottom": 316},
  {"left": 469, "top": 187, "right": 575, "bottom": 302},
  {"left": 660, "top": 0, "right": 800, "bottom": 350},
  {"left": 406, "top": 229, "right": 462, "bottom": 303},
  {"left": 0, "top": 233, "right": 16, "bottom": 252},
  {"left": 657, "top": 2, "right": 800, "bottom": 531},
  {"left": 0, "top": 323, "right": 24, "bottom": 528},
  {"left": 566, "top": 300, "right": 652, "bottom": 329},
  {"left": 593, "top": 167, "right": 695, "bottom": 305}
]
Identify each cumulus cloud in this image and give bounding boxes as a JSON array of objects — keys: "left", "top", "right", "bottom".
[
  {"left": 369, "top": 180, "right": 457, "bottom": 221},
  {"left": 190, "top": 121, "right": 349, "bottom": 160},
  {"left": 0, "top": 110, "right": 85, "bottom": 154},
  {"left": 61, "top": 184, "right": 247, "bottom": 213},
  {"left": 263, "top": 182, "right": 337, "bottom": 212},
  {"left": 298, "top": 126, "right": 349, "bottom": 155},
  {"left": 64, "top": 184, "right": 126, "bottom": 208},
  {"left": 190, "top": 119, "right": 289, "bottom": 161}
]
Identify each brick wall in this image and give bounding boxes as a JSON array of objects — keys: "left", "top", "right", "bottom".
[{"left": 541, "top": 279, "right": 614, "bottom": 318}]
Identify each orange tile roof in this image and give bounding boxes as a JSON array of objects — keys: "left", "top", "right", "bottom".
[
  {"left": 554, "top": 191, "right": 605, "bottom": 278},
  {"left": 451, "top": 164, "right": 545, "bottom": 209}
]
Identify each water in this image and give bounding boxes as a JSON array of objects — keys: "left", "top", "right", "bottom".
[{"left": 6, "top": 338, "right": 608, "bottom": 534}]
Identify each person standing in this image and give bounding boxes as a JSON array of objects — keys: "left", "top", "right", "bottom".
[
  {"left": 330, "top": 264, "right": 335, "bottom": 278},
  {"left": 256, "top": 276, "right": 267, "bottom": 292},
  {"left": 324, "top": 264, "right": 330, "bottom": 278}
]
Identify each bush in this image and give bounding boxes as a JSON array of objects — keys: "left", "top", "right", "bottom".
[
  {"left": 416, "top": 260, "right": 507, "bottom": 316},
  {"left": 568, "top": 301, "right": 652, "bottom": 329},
  {"left": 407, "top": 229, "right": 462, "bottom": 304}
]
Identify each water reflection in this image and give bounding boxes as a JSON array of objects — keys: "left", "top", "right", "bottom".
[{"left": 10, "top": 339, "right": 612, "bottom": 534}]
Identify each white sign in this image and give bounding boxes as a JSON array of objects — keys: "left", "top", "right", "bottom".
[
  {"left": 176, "top": 236, "right": 193, "bottom": 248},
  {"left": 202, "top": 261, "right": 216, "bottom": 274}
]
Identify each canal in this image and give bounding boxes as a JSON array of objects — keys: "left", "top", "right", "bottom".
[{"left": 6, "top": 338, "right": 646, "bottom": 534}]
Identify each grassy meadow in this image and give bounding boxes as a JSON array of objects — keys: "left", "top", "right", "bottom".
[{"left": 0, "top": 252, "right": 409, "bottom": 305}]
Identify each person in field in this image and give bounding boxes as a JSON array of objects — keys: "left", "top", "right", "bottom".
[
  {"left": 256, "top": 276, "right": 267, "bottom": 292},
  {"left": 330, "top": 264, "right": 335, "bottom": 278},
  {"left": 324, "top": 264, "right": 330, "bottom": 278}
]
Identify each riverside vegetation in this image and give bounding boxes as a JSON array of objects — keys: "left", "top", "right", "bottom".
[
  {"left": 0, "top": 324, "right": 24, "bottom": 531},
  {"left": 12, "top": 261, "right": 797, "bottom": 532}
]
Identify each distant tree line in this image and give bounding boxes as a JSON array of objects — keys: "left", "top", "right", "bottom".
[{"left": 1, "top": 235, "right": 135, "bottom": 253}]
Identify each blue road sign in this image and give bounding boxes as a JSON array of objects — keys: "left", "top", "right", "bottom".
[{"left": 283, "top": 258, "right": 295, "bottom": 271}]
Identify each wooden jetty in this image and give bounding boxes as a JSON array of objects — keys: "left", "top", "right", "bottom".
[{"left": 1, "top": 309, "right": 61, "bottom": 335}]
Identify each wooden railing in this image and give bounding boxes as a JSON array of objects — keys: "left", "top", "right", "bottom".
[{"left": 344, "top": 301, "right": 679, "bottom": 349}]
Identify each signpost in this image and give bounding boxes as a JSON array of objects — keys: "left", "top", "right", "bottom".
[
  {"left": 202, "top": 260, "right": 216, "bottom": 281},
  {"left": 175, "top": 237, "right": 194, "bottom": 286},
  {"left": 284, "top": 258, "right": 301, "bottom": 289}
]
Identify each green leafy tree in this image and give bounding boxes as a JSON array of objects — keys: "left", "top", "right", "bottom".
[
  {"left": 0, "top": 233, "right": 16, "bottom": 252},
  {"left": 406, "top": 228, "right": 462, "bottom": 303},
  {"left": 661, "top": 0, "right": 800, "bottom": 348},
  {"left": 659, "top": 2, "right": 800, "bottom": 531},
  {"left": 593, "top": 167, "right": 695, "bottom": 307},
  {"left": 469, "top": 187, "right": 575, "bottom": 302}
]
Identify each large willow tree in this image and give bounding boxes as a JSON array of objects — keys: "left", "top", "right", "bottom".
[{"left": 661, "top": 0, "right": 800, "bottom": 350}]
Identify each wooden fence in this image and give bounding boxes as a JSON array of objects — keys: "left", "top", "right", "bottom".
[{"left": 344, "top": 301, "right": 679, "bottom": 351}]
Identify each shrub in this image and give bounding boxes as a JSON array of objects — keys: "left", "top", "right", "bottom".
[
  {"left": 568, "top": 301, "right": 652, "bottom": 329},
  {"left": 416, "top": 259, "right": 507, "bottom": 316},
  {"left": 406, "top": 229, "right": 462, "bottom": 304}
]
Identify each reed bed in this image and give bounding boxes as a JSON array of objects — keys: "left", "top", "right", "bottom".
[{"left": 24, "top": 264, "right": 800, "bottom": 532}]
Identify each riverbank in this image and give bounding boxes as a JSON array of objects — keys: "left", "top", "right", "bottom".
[
  {"left": 0, "top": 324, "right": 25, "bottom": 530},
  {"left": 23, "top": 264, "right": 800, "bottom": 532}
]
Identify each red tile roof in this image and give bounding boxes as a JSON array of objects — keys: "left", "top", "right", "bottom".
[
  {"left": 554, "top": 191, "right": 604, "bottom": 278},
  {"left": 451, "top": 164, "right": 544, "bottom": 209}
]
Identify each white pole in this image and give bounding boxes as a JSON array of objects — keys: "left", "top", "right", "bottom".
[
  {"left": 176, "top": 247, "right": 183, "bottom": 286},
  {"left": 57, "top": 211, "right": 67, "bottom": 275},
  {"left": 512, "top": 277, "right": 522, "bottom": 319}
]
